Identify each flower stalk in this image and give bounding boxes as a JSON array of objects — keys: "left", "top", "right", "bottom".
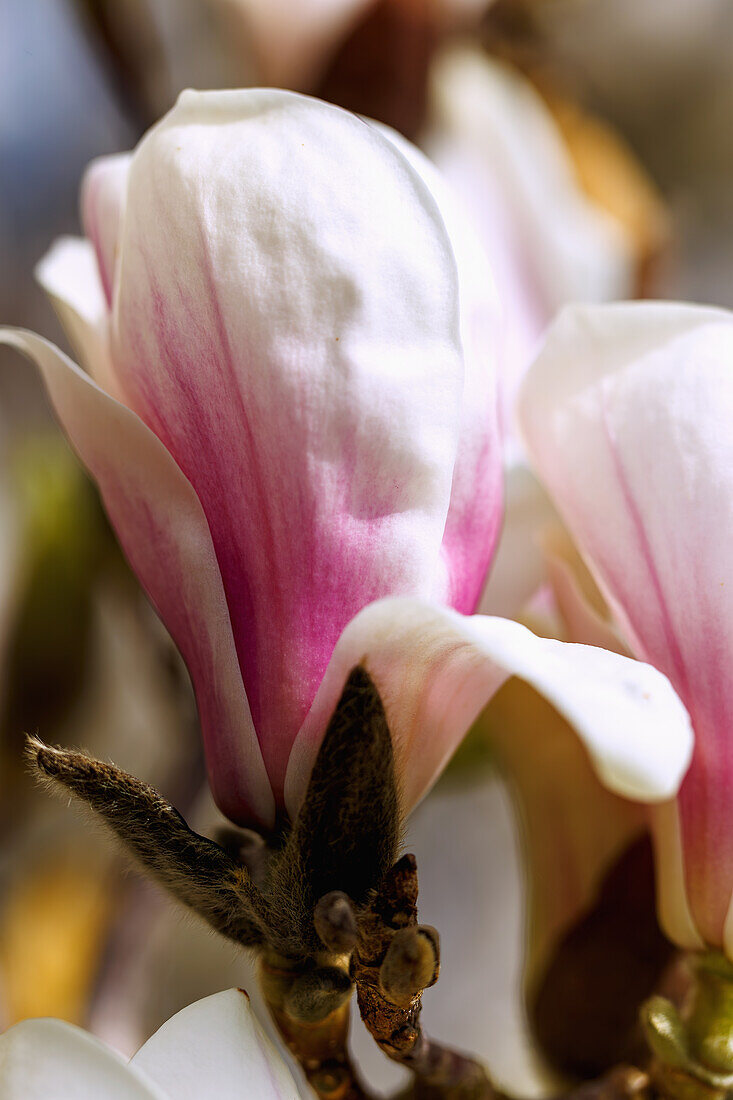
[
  {"left": 258, "top": 851, "right": 493, "bottom": 1100},
  {"left": 259, "top": 951, "right": 366, "bottom": 1100}
]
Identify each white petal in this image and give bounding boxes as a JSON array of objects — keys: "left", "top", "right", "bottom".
[
  {"left": 111, "top": 88, "right": 472, "bottom": 807},
  {"left": 35, "top": 237, "right": 121, "bottom": 397},
  {"left": 370, "top": 119, "right": 503, "bottom": 612},
  {"left": 425, "top": 47, "right": 635, "bottom": 448},
  {"left": 285, "top": 598, "right": 694, "bottom": 818},
  {"left": 651, "top": 800, "right": 706, "bottom": 951},
  {"left": 479, "top": 680, "right": 645, "bottom": 995},
  {"left": 132, "top": 989, "right": 300, "bottom": 1099},
  {"left": 0, "top": 1018, "right": 166, "bottom": 1100}
]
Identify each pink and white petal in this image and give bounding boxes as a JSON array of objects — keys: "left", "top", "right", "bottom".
[
  {"left": 519, "top": 302, "right": 733, "bottom": 947},
  {"left": 0, "top": 329, "right": 273, "bottom": 827},
  {"left": 112, "top": 89, "right": 466, "bottom": 803},
  {"left": 0, "top": 1019, "right": 167, "bottom": 1100},
  {"left": 372, "top": 121, "right": 503, "bottom": 612},
  {"left": 35, "top": 237, "right": 122, "bottom": 398},
  {"left": 478, "top": 461, "right": 558, "bottom": 620},
  {"left": 284, "top": 598, "right": 694, "bottom": 820},
  {"left": 209, "top": 0, "right": 374, "bottom": 88},
  {"left": 132, "top": 990, "right": 300, "bottom": 1100},
  {"left": 80, "top": 153, "right": 132, "bottom": 308}
]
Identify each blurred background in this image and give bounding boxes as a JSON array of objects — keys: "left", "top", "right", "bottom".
[{"left": 1, "top": 0, "right": 732, "bottom": 1094}]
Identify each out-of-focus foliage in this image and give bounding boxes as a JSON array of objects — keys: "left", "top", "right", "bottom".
[
  {"left": 0, "top": 856, "right": 114, "bottom": 1025},
  {"left": 0, "top": 436, "right": 109, "bottom": 831},
  {"left": 4, "top": 437, "right": 107, "bottom": 732}
]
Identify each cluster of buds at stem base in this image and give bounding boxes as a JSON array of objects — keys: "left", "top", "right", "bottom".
[
  {"left": 27, "top": 667, "right": 492, "bottom": 1098},
  {"left": 642, "top": 954, "right": 733, "bottom": 1100}
]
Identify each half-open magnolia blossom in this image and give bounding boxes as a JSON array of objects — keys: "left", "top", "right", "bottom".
[
  {"left": 519, "top": 301, "right": 733, "bottom": 958},
  {"left": 0, "top": 988, "right": 301, "bottom": 1099},
  {"left": 424, "top": 46, "right": 636, "bottom": 449},
  {"left": 12, "top": 87, "right": 502, "bottom": 827},
  {"left": 7, "top": 91, "right": 694, "bottom": 846}
]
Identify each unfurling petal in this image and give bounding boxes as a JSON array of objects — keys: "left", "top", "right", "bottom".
[
  {"left": 131, "top": 989, "right": 300, "bottom": 1099},
  {"left": 0, "top": 329, "right": 273, "bottom": 826},
  {"left": 0, "top": 992, "right": 299, "bottom": 1099},
  {"left": 0, "top": 1018, "right": 166, "bottom": 1100},
  {"left": 284, "top": 597, "right": 694, "bottom": 820},
  {"left": 110, "top": 89, "right": 491, "bottom": 806},
  {"left": 32, "top": 90, "right": 502, "bottom": 822},
  {"left": 520, "top": 301, "right": 733, "bottom": 950}
]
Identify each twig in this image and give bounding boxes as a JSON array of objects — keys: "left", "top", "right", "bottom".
[{"left": 352, "top": 854, "right": 494, "bottom": 1099}]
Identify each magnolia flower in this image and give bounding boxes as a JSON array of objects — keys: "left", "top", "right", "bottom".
[
  {"left": 18, "top": 87, "right": 502, "bottom": 827},
  {"left": 0, "top": 988, "right": 301, "bottom": 1098},
  {"left": 517, "top": 301, "right": 733, "bottom": 959},
  {"left": 424, "top": 46, "right": 654, "bottom": 450},
  {"left": 3, "top": 90, "right": 694, "bottom": 845}
]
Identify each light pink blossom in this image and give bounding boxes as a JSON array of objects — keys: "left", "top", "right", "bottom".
[
  {"left": 15, "top": 88, "right": 502, "bottom": 825},
  {"left": 519, "top": 301, "right": 733, "bottom": 956}
]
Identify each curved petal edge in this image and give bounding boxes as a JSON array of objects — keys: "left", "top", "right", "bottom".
[{"left": 285, "top": 597, "right": 694, "bottom": 820}]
